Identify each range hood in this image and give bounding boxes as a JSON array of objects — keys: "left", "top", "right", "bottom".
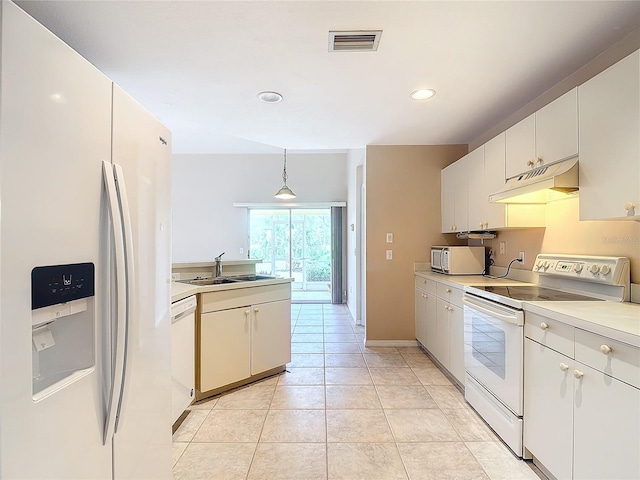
[{"left": 489, "top": 157, "right": 579, "bottom": 204}]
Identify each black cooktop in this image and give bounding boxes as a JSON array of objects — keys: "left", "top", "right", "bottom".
[{"left": 471, "top": 285, "right": 603, "bottom": 302}]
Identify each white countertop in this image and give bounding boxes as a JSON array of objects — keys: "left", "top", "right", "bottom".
[
  {"left": 171, "top": 277, "right": 293, "bottom": 303},
  {"left": 525, "top": 301, "right": 640, "bottom": 347},
  {"left": 415, "top": 270, "right": 533, "bottom": 288},
  {"left": 415, "top": 269, "right": 639, "bottom": 347}
]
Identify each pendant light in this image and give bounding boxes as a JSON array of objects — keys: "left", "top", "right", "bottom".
[{"left": 274, "top": 148, "right": 296, "bottom": 199}]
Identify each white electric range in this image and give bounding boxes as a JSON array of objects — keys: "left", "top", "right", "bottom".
[{"left": 462, "top": 254, "right": 630, "bottom": 458}]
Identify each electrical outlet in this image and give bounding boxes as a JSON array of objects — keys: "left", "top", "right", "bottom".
[
  {"left": 499, "top": 241, "right": 506, "bottom": 255},
  {"left": 171, "top": 273, "right": 180, "bottom": 281},
  {"left": 239, "top": 247, "right": 244, "bottom": 254},
  {"left": 386, "top": 250, "right": 393, "bottom": 260},
  {"left": 518, "top": 251, "right": 525, "bottom": 263}
]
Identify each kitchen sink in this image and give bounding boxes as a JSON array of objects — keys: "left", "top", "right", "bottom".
[
  {"left": 229, "top": 274, "right": 275, "bottom": 281},
  {"left": 178, "top": 277, "right": 239, "bottom": 286},
  {"left": 177, "top": 274, "right": 275, "bottom": 286}
]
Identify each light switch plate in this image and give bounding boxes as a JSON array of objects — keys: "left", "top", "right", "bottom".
[
  {"left": 386, "top": 250, "right": 393, "bottom": 260},
  {"left": 386, "top": 233, "right": 393, "bottom": 243}
]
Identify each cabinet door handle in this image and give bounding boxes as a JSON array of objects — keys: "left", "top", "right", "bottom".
[
  {"left": 559, "top": 363, "right": 569, "bottom": 372},
  {"left": 446, "top": 288, "right": 451, "bottom": 293},
  {"left": 537, "top": 157, "right": 543, "bottom": 165},
  {"left": 573, "top": 370, "right": 584, "bottom": 379},
  {"left": 245, "top": 309, "right": 250, "bottom": 315},
  {"left": 600, "top": 345, "right": 612, "bottom": 355},
  {"left": 624, "top": 202, "right": 635, "bottom": 211},
  {"left": 254, "top": 307, "right": 259, "bottom": 313},
  {"left": 540, "top": 322, "right": 549, "bottom": 330},
  {"left": 527, "top": 160, "right": 535, "bottom": 167}
]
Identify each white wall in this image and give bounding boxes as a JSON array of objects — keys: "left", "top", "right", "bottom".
[
  {"left": 172, "top": 152, "right": 348, "bottom": 262},
  {"left": 346, "top": 149, "right": 365, "bottom": 320}
]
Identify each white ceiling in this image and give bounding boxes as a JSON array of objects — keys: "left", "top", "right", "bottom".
[{"left": 16, "top": 1, "right": 640, "bottom": 154}]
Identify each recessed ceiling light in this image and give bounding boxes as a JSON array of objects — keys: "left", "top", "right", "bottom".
[
  {"left": 257, "top": 91, "right": 283, "bottom": 103},
  {"left": 410, "top": 89, "right": 436, "bottom": 100}
]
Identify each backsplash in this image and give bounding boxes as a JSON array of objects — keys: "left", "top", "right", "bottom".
[{"left": 487, "top": 196, "right": 640, "bottom": 284}]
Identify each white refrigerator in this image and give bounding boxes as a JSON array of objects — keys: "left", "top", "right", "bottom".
[{"left": 0, "top": 2, "right": 173, "bottom": 479}]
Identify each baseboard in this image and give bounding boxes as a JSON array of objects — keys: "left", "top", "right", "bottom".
[{"left": 364, "top": 339, "right": 419, "bottom": 347}]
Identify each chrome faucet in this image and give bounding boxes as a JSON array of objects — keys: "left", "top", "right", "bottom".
[{"left": 214, "top": 252, "right": 225, "bottom": 277}]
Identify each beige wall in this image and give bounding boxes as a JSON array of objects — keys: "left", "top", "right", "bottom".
[
  {"left": 365, "top": 145, "right": 468, "bottom": 341},
  {"left": 488, "top": 197, "right": 640, "bottom": 283}
]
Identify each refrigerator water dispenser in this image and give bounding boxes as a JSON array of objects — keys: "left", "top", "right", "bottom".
[{"left": 31, "top": 263, "right": 95, "bottom": 399}]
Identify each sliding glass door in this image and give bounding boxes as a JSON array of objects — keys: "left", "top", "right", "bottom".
[{"left": 249, "top": 208, "right": 332, "bottom": 302}]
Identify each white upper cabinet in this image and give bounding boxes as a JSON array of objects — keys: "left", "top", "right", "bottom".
[
  {"left": 466, "top": 146, "right": 489, "bottom": 230},
  {"left": 505, "top": 113, "right": 536, "bottom": 180},
  {"left": 505, "top": 88, "right": 578, "bottom": 180},
  {"left": 441, "top": 158, "right": 468, "bottom": 233},
  {"left": 466, "top": 133, "right": 545, "bottom": 230},
  {"left": 536, "top": 88, "right": 578, "bottom": 167},
  {"left": 578, "top": 50, "right": 640, "bottom": 221}
]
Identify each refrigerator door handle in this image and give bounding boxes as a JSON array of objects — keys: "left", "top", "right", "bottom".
[
  {"left": 112, "top": 163, "right": 135, "bottom": 433},
  {"left": 102, "top": 160, "right": 128, "bottom": 446}
]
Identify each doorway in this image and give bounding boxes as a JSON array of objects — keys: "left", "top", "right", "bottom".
[{"left": 248, "top": 208, "right": 332, "bottom": 303}]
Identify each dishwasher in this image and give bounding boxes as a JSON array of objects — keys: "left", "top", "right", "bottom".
[{"left": 171, "top": 295, "right": 197, "bottom": 424}]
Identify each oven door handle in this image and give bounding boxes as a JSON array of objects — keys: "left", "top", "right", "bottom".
[{"left": 463, "top": 295, "right": 524, "bottom": 326}]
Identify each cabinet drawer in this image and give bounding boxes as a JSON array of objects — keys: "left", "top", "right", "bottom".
[
  {"left": 200, "top": 283, "right": 290, "bottom": 313},
  {"left": 524, "top": 313, "right": 574, "bottom": 358},
  {"left": 575, "top": 329, "right": 640, "bottom": 389},
  {"left": 415, "top": 276, "right": 436, "bottom": 294},
  {"left": 436, "top": 283, "right": 463, "bottom": 306}
]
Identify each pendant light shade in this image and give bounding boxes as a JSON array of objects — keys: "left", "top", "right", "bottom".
[{"left": 274, "top": 149, "right": 296, "bottom": 199}]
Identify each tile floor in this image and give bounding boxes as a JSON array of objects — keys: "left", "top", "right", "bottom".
[{"left": 172, "top": 303, "right": 543, "bottom": 480}]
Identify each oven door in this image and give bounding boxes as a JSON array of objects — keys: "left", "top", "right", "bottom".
[{"left": 463, "top": 294, "right": 524, "bottom": 415}]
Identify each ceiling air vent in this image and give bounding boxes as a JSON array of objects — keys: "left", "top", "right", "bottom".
[{"left": 329, "top": 30, "right": 382, "bottom": 52}]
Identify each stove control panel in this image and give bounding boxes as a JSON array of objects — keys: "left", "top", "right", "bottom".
[{"left": 533, "top": 254, "right": 629, "bottom": 286}]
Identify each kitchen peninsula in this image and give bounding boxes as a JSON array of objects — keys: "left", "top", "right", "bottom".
[{"left": 172, "top": 260, "right": 293, "bottom": 400}]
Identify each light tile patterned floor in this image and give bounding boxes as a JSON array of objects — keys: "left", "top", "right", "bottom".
[{"left": 173, "top": 303, "right": 542, "bottom": 480}]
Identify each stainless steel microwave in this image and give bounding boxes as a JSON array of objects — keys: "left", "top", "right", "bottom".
[{"left": 430, "top": 246, "right": 485, "bottom": 275}]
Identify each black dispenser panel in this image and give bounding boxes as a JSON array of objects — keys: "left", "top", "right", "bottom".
[{"left": 31, "top": 263, "right": 95, "bottom": 310}]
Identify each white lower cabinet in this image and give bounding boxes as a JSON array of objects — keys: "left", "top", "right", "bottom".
[
  {"left": 415, "top": 276, "right": 436, "bottom": 350},
  {"left": 197, "top": 284, "right": 291, "bottom": 394},
  {"left": 434, "top": 298, "right": 451, "bottom": 369},
  {"left": 414, "top": 275, "right": 464, "bottom": 384},
  {"left": 200, "top": 307, "right": 251, "bottom": 392},
  {"left": 447, "top": 301, "right": 465, "bottom": 384},
  {"left": 251, "top": 299, "right": 291, "bottom": 374},
  {"left": 524, "top": 338, "right": 574, "bottom": 480},
  {"left": 573, "top": 363, "right": 640, "bottom": 480},
  {"left": 524, "top": 317, "right": 640, "bottom": 480},
  {"left": 415, "top": 288, "right": 428, "bottom": 346}
]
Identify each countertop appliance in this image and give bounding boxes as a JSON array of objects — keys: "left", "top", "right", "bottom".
[
  {"left": 431, "top": 245, "right": 485, "bottom": 275},
  {"left": 462, "top": 254, "right": 630, "bottom": 458},
  {"left": 172, "top": 295, "right": 197, "bottom": 424},
  {"left": 0, "top": 3, "right": 172, "bottom": 478}
]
